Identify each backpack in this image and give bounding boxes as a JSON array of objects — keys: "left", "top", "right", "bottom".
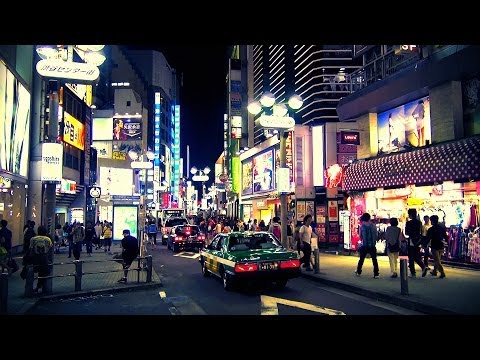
[
  {"left": 272, "top": 225, "right": 281, "bottom": 239},
  {"left": 73, "top": 227, "right": 85, "bottom": 243},
  {"left": 31, "top": 236, "right": 52, "bottom": 255}
]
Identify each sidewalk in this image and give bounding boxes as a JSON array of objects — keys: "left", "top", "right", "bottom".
[
  {"left": 3, "top": 243, "right": 162, "bottom": 315},
  {"left": 301, "top": 252, "right": 480, "bottom": 315}
]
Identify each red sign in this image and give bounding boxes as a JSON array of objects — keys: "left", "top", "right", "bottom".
[
  {"left": 285, "top": 131, "right": 294, "bottom": 184},
  {"left": 324, "top": 164, "right": 344, "bottom": 188},
  {"left": 340, "top": 131, "right": 360, "bottom": 145}
]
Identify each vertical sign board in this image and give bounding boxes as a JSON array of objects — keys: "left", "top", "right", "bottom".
[
  {"left": 172, "top": 105, "right": 180, "bottom": 201},
  {"left": 41, "top": 143, "right": 63, "bottom": 181},
  {"left": 328, "top": 200, "right": 338, "bottom": 222},
  {"left": 285, "top": 131, "right": 294, "bottom": 187}
]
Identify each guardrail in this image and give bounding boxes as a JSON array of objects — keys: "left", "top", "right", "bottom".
[{"left": 23, "top": 255, "right": 153, "bottom": 298}]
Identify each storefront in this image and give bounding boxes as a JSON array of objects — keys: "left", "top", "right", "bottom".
[
  {"left": 0, "top": 174, "right": 27, "bottom": 252},
  {"left": 343, "top": 135, "right": 480, "bottom": 263}
]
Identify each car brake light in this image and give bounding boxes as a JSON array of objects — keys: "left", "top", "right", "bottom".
[
  {"left": 174, "top": 236, "right": 184, "bottom": 242},
  {"left": 198, "top": 235, "right": 205, "bottom": 240},
  {"left": 234, "top": 263, "right": 258, "bottom": 272},
  {"left": 280, "top": 259, "right": 300, "bottom": 269}
]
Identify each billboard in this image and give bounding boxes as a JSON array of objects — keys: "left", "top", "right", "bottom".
[
  {"left": 0, "top": 61, "right": 31, "bottom": 177},
  {"left": 41, "top": 143, "right": 63, "bottom": 182},
  {"left": 113, "top": 117, "right": 142, "bottom": 141},
  {"left": 63, "top": 111, "right": 85, "bottom": 150},
  {"left": 377, "top": 96, "right": 431, "bottom": 153},
  {"left": 113, "top": 206, "right": 138, "bottom": 241},
  {"left": 242, "top": 160, "right": 253, "bottom": 195},
  {"left": 93, "top": 117, "right": 113, "bottom": 140},
  {"left": 252, "top": 149, "right": 274, "bottom": 193},
  {"left": 92, "top": 141, "right": 112, "bottom": 159},
  {"left": 99, "top": 167, "right": 133, "bottom": 196}
]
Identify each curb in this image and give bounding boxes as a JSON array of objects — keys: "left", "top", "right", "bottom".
[
  {"left": 300, "top": 273, "right": 458, "bottom": 315},
  {"left": 31, "top": 281, "right": 163, "bottom": 305}
]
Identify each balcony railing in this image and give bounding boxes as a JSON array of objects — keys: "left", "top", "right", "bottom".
[{"left": 346, "top": 47, "right": 422, "bottom": 93}]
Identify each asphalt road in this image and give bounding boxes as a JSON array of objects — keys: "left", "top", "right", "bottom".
[{"left": 26, "top": 244, "right": 422, "bottom": 315}]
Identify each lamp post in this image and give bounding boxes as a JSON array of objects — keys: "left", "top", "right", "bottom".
[
  {"left": 190, "top": 166, "right": 210, "bottom": 211},
  {"left": 248, "top": 93, "right": 303, "bottom": 249},
  {"left": 128, "top": 149, "right": 155, "bottom": 258}
]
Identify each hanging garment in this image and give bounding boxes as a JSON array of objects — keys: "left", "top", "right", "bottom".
[{"left": 470, "top": 205, "right": 478, "bottom": 228}]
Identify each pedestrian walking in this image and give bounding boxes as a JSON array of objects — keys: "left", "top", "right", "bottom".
[
  {"left": 71, "top": 222, "right": 85, "bottom": 260},
  {"left": 84, "top": 222, "right": 96, "bottom": 256},
  {"left": 25, "top": 226, "right": 53, "bottom": 293},
  {"left": 385, "top": 217, "right": 403, "bottom": 278},
  {"left": 299, "top": 214, "right": 315, "bottom": 271},
  {"left": 426, "top": 215, "right": 448, "bottom": 278},
  {"left": 405, "top": 209, "right": 428, "bottom": 278},
  {"left": 355, "top": 213, "right": 380, "bottom": 278}
]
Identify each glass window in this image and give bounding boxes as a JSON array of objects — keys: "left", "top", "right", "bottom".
[{"left": 228, "top": 233, "right": 281, "bottom": 251}]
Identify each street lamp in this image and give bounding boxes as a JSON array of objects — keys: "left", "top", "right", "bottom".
[
  {"left": 248, "top": 93, "right": 303, "bottom": 249},
  {"left": 128, "top": 150, "right": 155, "bottom": 257},
  {"left": 190, "top": 167, "right": 210, "bottom": 211}
]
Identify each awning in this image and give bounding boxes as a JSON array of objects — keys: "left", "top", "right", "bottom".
[{"left": 343, "top": 135, "right": 480, "bottom": 191}]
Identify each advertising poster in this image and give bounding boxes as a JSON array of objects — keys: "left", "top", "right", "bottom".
[
  {"left": 339, "top": 210, "right": 351, "bottom": 250},
  {"left": 328, "top": 200, "right": 338, "bottom": 221},
  {"left": 41, "top": 143, "right": 63, "bottom": 182},
  {"left": 100, "top": 167, "right": 133, "bottom": 196},
  {"left": 316, "top": 206, "right": 326, "bottom": 224},
  {"left": 113, "top": 206, "right": 138, "bottom": 241},
  {"left": 242, "top": 160, "right": 253, "bottom": 195},
  {"left": 329, "top": 222, "right": 339, "bottom": 243},
  {"left": 112, "top": 141, "right": 141, "bottom": 160},
  {"left": 306, "top": 201, "right": 314, "bottom": 217},
  {"left": 296, "top": 201, "right": 306, "bottom": 222},
  {"left": 377, "top": 96, "right": 431, "bottom": 153},
  {"left": 92, "top": 141, "right": 112, "bottom": 159},
  {"left": 93, "top": 117, "right": 113, "bottom": 140},
  {"left": 349, "top": 197, "right": 366, "bottom": 251},
  {"left": 252, "top": 149, "right": 274, "bottom": 193},
  {"left": 316, "top": 223, "right": 326, "bottom": 242},
  {"left": 113, "top": 117, "right": 142, "bottom": 141},
  {"left": 0, "top": 62, "right": 31, "bottom": 177},
  {"left": 63, "top": 112, "right": 85, "bottom": 150}
]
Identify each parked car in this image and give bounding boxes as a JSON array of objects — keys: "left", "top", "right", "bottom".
[
  {"left": 199, "top": 231, "right": 300, "bottom": 291},
  {"left": 167, "top": 224, "right": 206, "bottom": 252},
  {"left": 162, "top": 217, "right": 188, "bottom": 245}
]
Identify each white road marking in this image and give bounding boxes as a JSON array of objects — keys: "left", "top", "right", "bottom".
[
  {"left": 260, "top": 295, "right": 346, "bottom": 315},
  {"left": 173, "top": 252, "right": 201, "bottom": 259},
  {"left": 312, "top": 284, "right": 424, "bottom": 315}
]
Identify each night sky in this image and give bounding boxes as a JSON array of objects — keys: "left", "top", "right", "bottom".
[{"left": 154, "top": 45, "right": 228, "bottom": 187}]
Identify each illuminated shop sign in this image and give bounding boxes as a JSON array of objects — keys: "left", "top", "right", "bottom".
[
  {"left": 154, "top": 92, "right": 161, "bottom": 166},
  {"left": 242, "top": 160, "right": 253, "bottom": 195},
  {"left": 312, "top": 125, "right": 325, "bottom": 187},
  {"left": 172, "top": 105, "right": 180, "bottom": 200},
  {"left": 56, "top": 179, "right": 77, "bottom": 194},
  {"left": 36, "top": 59, "right": 100, "bottom": 82},
  {"left": 340, "top": 131, "right": 360, "bottom": 145},
  {"left": 252, "top": 149, "right": 274, "bottom": 193},
  {"left": 63, "top": 112, "right": 85, "bottom": 150},
  {"left": 113, "top": 117, "right": 142, "bottom": 141},
  {"left": 41, "top": 143, "right": 63, "bottom": 182},
  {"left": 285, "top": 131, "right": 294, "bottom": 185},
  {"left": 0, "top": 175, "right": 12, "bottom": 188}
]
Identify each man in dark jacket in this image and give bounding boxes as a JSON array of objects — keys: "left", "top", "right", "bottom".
[
  {"left": 405, "top": 208, "right": 427, "bottom": 277},
  {"left": 426, "top": 215, "right": 447, "bottom": 278},
  {"left": 118, "top": 229, "right": 139, "bottom": 283}
]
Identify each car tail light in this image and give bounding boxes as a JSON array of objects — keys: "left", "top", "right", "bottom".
[
  {"left": 280, "top": 259, "right": 300, "bottom": 269},
  {"left": 234, "top": 263, "right": 258, "bottom": 272},
  {"left": 174, "top": 236, "right": 184, "bottom": 242},
  {"left": 197, "top": 235, "right": 205, "bottom": 240}
]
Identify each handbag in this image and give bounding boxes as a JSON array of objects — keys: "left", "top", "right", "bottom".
[{"left": 388, "top": 228, "right": 401, "bottom": 253}]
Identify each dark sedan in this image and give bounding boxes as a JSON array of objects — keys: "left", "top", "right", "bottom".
[{"left": 167, "top": 225, "right": 206, "bottom": 252}]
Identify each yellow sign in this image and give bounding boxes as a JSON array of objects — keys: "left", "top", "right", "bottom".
[
  {"left": 63, "top": 112, "right": 85, "bottom": 150},
  {"left": 407, "top": 197, "right": 423, "bottom": 206},
  {"left": 112, "top": 151, "right": 126, "bottom": 160}
]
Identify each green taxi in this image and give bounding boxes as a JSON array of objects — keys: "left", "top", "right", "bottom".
[{"left": 199, "top": 231, "right": 301, "bottom": 291}]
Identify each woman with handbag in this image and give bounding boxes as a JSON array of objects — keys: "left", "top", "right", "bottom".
[{"left": 385, "top": 217, "right": 404, "bottom": 278}]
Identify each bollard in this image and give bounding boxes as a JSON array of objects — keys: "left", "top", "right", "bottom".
[
  {"left": 43, "top": 263, "right": 53, "bottom": 295},
  {"left": 399, "top": 257, "right": 409, "bottom": 295},
  {"left": 314, "top": 248, "right": 320, "bottom": 274},
  {"left": 146, "top": 255, "right": 153, "bottom": 283},
  {"left": 0, "top": 272, "right": 8, "bottom": 314},
  {"left": 74, "top": 260, "right": 83, "bottom": 292},
  {"left": 25, "top": 265, "right": 34, "bottom": 297}
]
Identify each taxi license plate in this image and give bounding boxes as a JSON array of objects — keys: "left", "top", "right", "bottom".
[{"left": 259, "top": 262, "right": 277, "bottom": 271}]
